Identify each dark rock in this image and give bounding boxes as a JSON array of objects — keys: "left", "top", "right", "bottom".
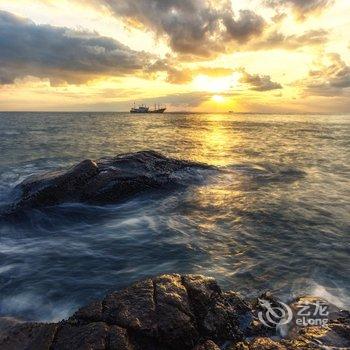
[
  {"left": 1, "top": 274, "right": 349, "bottom": 350},
  {"left": 193, "top": 340, "right": 221, "bottom": 350},
  {"left": 0, "top": 322, "right": 58, "bottom": 350},
  {"left": 69, "top": 300, "right": 103, "bottom": 324},
  {"left": 0, "top": 317, "right": 24, "bottom": 338},
  {"left": 182, "top": 274, "right": 222, "bottom": 324},
  {"left": 51, "top": 322, "right": 108, "bottom": 350},
  {"left": 154, "top": 274, "right": 198, "bottom": 349},
  {"left": 200, "top": 291, "right": 252, "bottom": 342},
  {"left": 107, "top": 325, "right": 133, "bottom": 350},
  {"left": 102, "top": 278, "right": 156, "bottom": 336},
  {"left": 234, "top": 337, "right": 287, "bottom": 349},
  {"left": 3, "top": 150, "right": 214, "bottom": 215}
]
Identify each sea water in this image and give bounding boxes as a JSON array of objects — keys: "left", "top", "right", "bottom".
[{"left": 0, "top": 112, "right": 349, "bottom": 321}]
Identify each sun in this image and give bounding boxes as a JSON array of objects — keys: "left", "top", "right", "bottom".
[
  {"left": 212, "top": 95, "right": 224, "bottom": 103},
  {"left": 192, "top": 72, "right": 242, "bottom": 93}
]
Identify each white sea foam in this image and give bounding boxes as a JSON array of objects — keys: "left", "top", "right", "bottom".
[{"left": 0, "top": 293, "right": 77, "bottom": 322}]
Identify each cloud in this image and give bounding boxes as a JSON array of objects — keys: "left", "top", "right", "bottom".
[
  {"left": 144, "top": 58, "right": 234, "bottom": 84},
  {"left": 168, "top": 66, "right": 237, "bottom": 84},
  {"left": 142, "top": 58, "right": 192, "bottom": 84},
  {"left": 300, "top": 53, "right": 350, "bottom": 96},
  {"left": 165, "top": 68, "right": 193, "bottom": 84},
  {"left": 223, "top": 9, "right": 265, "bottom": 43},
  {"left": 195, "top": 67, "right": 233, "bottom": 77},
  {"left": 87, "top": 0, "right": 330, "bottom": 56},
  {"left": 251, "top": 29, "right": 328, "bottom": 50},
  {"left": 164, "top": 66, "right": 235, "bottom": 84},
  {"left": 265, "top": 0, "right": 334, "bottom": 20},
  {"left": 238, "top": 68, "right": 282, "bottom": 91},
  {"left": 96, "top": 0, "right": 266, "bottom": 58},
  {"left": 72, "top": 91, "right": 213, "bottom": 111},
  {"left": 0, "top": 10, "right": 154, "bottom": 85},
  {"left": 0, "top": 4, "right": 234, "bottom": 89},
  {"left": 0, "top": 10, "right": 251, "bottom": 87},
  {"left": 140, "top": 91, "right": 212, "bottom": 107}
]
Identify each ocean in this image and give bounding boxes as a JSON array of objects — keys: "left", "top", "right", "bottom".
[{"left": 0, "top": 112, "right": 349, "bottom": 322}]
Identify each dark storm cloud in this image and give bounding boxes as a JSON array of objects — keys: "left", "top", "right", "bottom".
[
  {"left": 238, "top": 68, "right": 282, "bottom": 91},
  {"left": 0, "top": 10, "right": 153, "bottom": 85},
  {"left": 223, "top": 10, "right": 265, "bottom": 43},
  {"left": 302, "top": 53, "right": 350, "bottom": 96},
  {"left": 265, "top": 0, "right": 334, "bottom": 19},
  {"left": 88, "top": 0, "right": 330, "bottom": 56},
  {"left": 95, "top": 0, "right": 266, "bottom": 57}
]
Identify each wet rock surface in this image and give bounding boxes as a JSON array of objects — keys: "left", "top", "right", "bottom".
[
  {"left": 2, "top": 150, "right": 214, "bottom": 215},
  {"left": 0, "top": 274, "right": 349, "bottom": 350}
]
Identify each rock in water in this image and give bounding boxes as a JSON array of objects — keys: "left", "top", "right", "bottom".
[
  {"left": 0, "top": 274, "right": 349, "bottom": 350},
  {"left": 3, "top": 150, "right": 214, "bottom": 215}
]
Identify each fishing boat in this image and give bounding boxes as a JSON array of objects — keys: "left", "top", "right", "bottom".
[
  {"left": 130, "top": 103, "right": 149, "bottom": 113},
  {"left": 149, "top": 103, "right": 166, "bottom": 113},
  {"left": 130, "top": 103, "right": 166, "bottom": 113}
]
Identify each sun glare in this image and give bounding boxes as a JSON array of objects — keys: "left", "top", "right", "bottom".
[
  {"left": 192, "top": 72, "right": 242, "bottom": 95},
  {"left": 193, "top": 75, "right": 231, "bottom": 93},
  {"left": 212, "top": 95, "right": 224, "bottom": 103}
]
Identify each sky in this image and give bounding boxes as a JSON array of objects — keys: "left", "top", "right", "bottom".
[{"left": 0, "top": 0, "right": 349, "bottom": 113}]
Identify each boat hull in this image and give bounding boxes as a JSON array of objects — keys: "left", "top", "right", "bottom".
[
  {"left": 130, "top": 108, "right": 166, "bottom": 114},
  {"left": 148, "top": 108, "right": 166, "bottom": 113}
]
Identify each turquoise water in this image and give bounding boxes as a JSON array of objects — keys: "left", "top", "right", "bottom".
[{"left": 0, "top": 112, "right": 349, "bottom": 321}]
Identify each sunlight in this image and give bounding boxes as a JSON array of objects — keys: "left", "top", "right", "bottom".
[
  {"left": 212, "top": 95, "right": 224, "bottom": 103},
  {"left": 196, "top": 113, "right": 242, "bottom": 166},
  {"left": 193, "top": 75, "right": 233, "bottom": 93}
]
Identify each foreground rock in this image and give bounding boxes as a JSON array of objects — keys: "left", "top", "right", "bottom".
[
  {"left": 0, "top": 274, "right": 349, "bottom": 350},
  {"left": 3, "top": 151, "right": 213, "bottom": 215}
]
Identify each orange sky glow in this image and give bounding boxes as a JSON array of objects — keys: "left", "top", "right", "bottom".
[{"left": 0, "top": 0, "right": 349, "bottom": 113}]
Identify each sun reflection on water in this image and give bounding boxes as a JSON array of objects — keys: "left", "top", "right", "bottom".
[{"left": 187, "top": 114, "right": 242, "bottom": 166}]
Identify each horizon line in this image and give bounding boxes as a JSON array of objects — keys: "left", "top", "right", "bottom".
[{"left": 0, "top": 111, "right": 349, "bottom": 115}]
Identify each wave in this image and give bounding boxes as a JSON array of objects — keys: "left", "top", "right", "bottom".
[
  {"left": 0, "top": 292, "right": 77, "bottom": 322},
  {"left": 289, "top": 278, "right": 350, "bottom": 309},
  {"left": 226, "top": 162, "right": 306, "bottom": 184}
]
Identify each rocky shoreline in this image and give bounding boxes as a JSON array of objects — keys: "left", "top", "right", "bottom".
[{"left": 0, "top": 274, "right": 349, "bottom": 349}]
